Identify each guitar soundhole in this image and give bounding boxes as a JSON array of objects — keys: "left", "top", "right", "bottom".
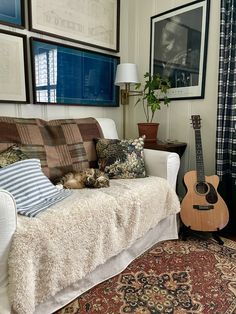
[
  {"left": 206, "top": 183, "right": 218, "bottom": 204},
  {"left": 195, "top": 182, "right": 209, "bottom": 195}
]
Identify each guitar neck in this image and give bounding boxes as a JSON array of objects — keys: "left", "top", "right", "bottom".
[{"left": 194, "top": 129, "right": 205, "bottom": 182}]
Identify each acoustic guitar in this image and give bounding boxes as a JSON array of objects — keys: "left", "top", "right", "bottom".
[{"left": 180, "top": 115, "right": 229, "bottom": 232}]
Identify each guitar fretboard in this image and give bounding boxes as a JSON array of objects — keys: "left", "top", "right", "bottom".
[{"left": 194, "top": 129, "right": 205, "bottom": 182}]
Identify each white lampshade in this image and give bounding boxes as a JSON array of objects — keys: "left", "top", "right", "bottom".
[{"left": 115, "top": 63, "right": 140, "bottom": 86}]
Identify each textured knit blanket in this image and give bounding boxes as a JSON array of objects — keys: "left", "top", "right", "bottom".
[{"left": 8, "top": 176, "right": 180, "bottom": 314}]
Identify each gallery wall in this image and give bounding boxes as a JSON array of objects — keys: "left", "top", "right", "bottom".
[{"left": 0, "top": 0, "right": 126, "bottom": 136}]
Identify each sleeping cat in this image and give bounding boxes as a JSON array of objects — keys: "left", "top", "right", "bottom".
[{"left": 58, "top": 168, "right": 109, "bottom": 189}]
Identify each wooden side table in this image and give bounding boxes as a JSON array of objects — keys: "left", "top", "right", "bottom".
[{"left": 144, "top": 140, "right": 187, "bottom": 158}]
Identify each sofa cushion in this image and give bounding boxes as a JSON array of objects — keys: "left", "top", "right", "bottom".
[
  {"left": 0, "top": 159, "right": 72, "bottom": 217},
  {"left": 0, "top": 117, "right": 103, "bottom": 182},
  {"left": 95, "top": 137, "right": 146, "bottom": 179},
  {"left": 0, "top": 145, "right": 28, "bottom": 168}
]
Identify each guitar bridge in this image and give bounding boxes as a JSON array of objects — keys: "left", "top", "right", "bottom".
[{"left": 193, "top": 205, "right": 214, "bottom": 210}]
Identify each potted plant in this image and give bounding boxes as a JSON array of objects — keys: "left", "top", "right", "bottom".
[{"left": 135, "top": 72, "right": 171, "bottom": 141}]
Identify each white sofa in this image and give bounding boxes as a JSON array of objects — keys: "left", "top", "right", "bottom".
[{"left": 0, "top": 118, "right": 180, "bottom": 314}]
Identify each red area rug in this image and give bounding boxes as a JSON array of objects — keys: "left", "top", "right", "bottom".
[{"left": 55, "top": 238, "right": 236, "bottom": 314}]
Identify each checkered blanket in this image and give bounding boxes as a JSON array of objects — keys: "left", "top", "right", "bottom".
[{"left": 0, "top": 117, "right": 103, "bottom": 182}]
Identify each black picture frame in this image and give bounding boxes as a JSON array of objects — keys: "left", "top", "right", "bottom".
[
  {"left": 0, "top": 30, "right": 29, "bottom": 103},
  {"left": 150, "top": 0, "right": 210, "bottom": 100},
  {"left": 29, "top": 0, "right": 120, "bottom": 52},
  {"left": 30, "top": 37, "right": 120, "bottom": 107},
  {"left": 0, "top": 0, "right": 25, "bottom": 28}
]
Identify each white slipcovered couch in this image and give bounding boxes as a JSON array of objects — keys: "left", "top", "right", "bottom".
[{"left": 0, "top": 118, "right": 180, "bottom": 314}]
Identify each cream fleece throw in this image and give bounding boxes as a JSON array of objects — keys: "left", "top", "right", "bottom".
[{"left": 8, "top": 176, "right": 180, "bottom": 314}]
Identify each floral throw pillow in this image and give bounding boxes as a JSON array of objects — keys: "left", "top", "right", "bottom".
[
  {"left": 0, "top": 145, "right": 29, "bottom": 168},
  {"left": 95, "top": 137, "right": 146, "bottom": 179}
]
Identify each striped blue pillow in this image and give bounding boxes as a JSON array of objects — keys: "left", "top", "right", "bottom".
[{"left": 0, "top": 159, "right": 72, "bottom": 217}]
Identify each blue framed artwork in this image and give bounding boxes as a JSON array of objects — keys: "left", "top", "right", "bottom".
[
  {"left": 0, "top": 0, "right": 24, "bottom": 28},
  {"left": 30, "top": 38, "right": 119, "bottom": 106}
]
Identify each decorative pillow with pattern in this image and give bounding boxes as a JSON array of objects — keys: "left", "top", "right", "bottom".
[
  {"left": 0, "top": 145, "right": 28, "bottom": 168},
  {"left": 95, "top": 137, "right": 146, "bottom": 179}
]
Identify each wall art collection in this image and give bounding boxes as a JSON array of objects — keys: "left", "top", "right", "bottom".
[
  {"left": 0, "top": 0, "right": 210, "bottom": 105},
  {"left": 0, "top": 0, "right": 120, "bottom": 107}
]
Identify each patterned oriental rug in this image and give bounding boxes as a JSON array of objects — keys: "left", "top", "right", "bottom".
[{"left": 55, "top": 238, "right": 236, "bottom": 314}]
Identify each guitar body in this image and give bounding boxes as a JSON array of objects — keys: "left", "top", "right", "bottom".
[{"left": 181, "top": 170, "right": 229, "bottom": 231}]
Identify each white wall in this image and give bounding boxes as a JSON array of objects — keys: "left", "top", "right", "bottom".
[{"left": 122, "top": 0, "right": 221, "bottom": 195}]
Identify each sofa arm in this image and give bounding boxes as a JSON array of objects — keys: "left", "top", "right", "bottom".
[
  {"left": 144, "top": 149, "right": 180, "bottom": 190},
  {"left": 0, "top": 190, "right": 17, "bottom": 291}
]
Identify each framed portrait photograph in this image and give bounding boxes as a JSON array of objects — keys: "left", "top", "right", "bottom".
[
  {"left": 30, "top": 37, "right": 119, "bottom": 107},
  {"left": 0, "top": 0, "right": 25, "bottom": 28},
  {"left": 29, "top": 0, "right": 120, "bottom": 52},
  {"left": 150, "top": 0, "right": 210, "bottom": 100},
  {"left": 0, "top": 30, "right": 28, "bottom": 103}
]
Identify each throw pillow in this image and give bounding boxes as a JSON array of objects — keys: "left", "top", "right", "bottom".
[
  {"left": 0, "top": 145, "right": 28, "bottom": 168},
  {"left": 0, "top": 159, "right": 72, "bottom": 217},
  {"left": 95, "top": 137, "right": 146, "bottom": 179}
]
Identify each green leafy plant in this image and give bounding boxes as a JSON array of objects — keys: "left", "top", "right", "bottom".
[{"left": 135, "top": 72, "right": 171, "bottom": 123}]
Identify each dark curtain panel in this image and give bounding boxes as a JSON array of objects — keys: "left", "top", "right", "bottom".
[{"left": 216, "top": 0, "right": 236, "bottom": 234}]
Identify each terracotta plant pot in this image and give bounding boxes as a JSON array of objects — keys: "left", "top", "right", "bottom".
[{"left": 137, "top": 122, "right": 159, "bottom": 142}]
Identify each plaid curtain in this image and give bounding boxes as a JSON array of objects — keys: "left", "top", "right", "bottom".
[
  {"left": 216, "top": 0, "right": 236, "bottom": 234},
  {"left": 216, "top": 0, "right": 236, "bottom": 180}
]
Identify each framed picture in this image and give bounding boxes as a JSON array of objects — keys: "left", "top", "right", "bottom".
[
  {"left": 0, "top": 30, "right": 28, "bottom": 103},
  {"left": 29, "top": 0, "right": 120, "bottom": 52},
  {"left": 150, "top": 0, "right": 210, "bottom": 100},
  {"left": 0, "top": 0, "right": 25, "bottom": 28},
  {"left": 30, "top": 37, "right": 120, "bottom": 107}
]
